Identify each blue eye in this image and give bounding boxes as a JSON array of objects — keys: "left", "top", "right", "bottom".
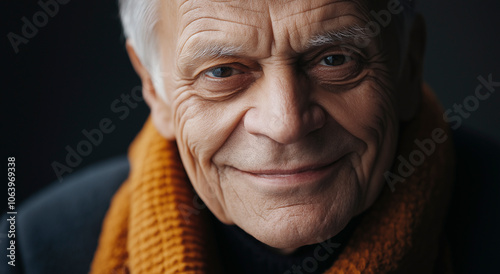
[
  {"left": 320, "top": 55, "right": 351, "bottom": 66},
  {"left": 205, "top": 66, "right": 240, "bottom": 78}
]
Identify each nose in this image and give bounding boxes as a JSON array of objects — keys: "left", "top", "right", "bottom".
[{"left": 243, "top": 67, "right": 326, "bottom": 144}]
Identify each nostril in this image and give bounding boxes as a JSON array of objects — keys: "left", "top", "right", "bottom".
[
  {"left": 303, "top": 105, "right": 327, "bottom": 133},
  {"left": 308, "top": 104, "right": 327, "bottom": 132}
]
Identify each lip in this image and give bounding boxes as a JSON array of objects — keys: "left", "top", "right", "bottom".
[
  {"left": 230, "top": 158, "right": 343, "bottom": 190},
  {"left": 239, "top": 162, "right": 336, "bottom": 176}
]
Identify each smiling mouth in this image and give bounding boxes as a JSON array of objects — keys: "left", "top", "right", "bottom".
[
  {"left": 239, "top": 161, "right": 337, "bottom": 177},
  {"left": 230, "top": 158, "right": 343, "bottom": 189}
]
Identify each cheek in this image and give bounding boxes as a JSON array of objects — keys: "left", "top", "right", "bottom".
[
  {"left": 170, "top": 88, "right": 249, "bottom": 222},
  {"left": 318, "top": 77, "right": 399, "bottom": 202},
  {"left": 174, "top": 94, "right": 249, "bottom": 166},
  {"left": 321, "top": 79, "right": 397, "bottom": 144}
]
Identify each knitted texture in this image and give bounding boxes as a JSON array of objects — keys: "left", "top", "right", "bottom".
[
  {"left": 91, "top": 118, "right": 221, "bottom": 273},
  {"left": 90, "top": 85, "right": 455, "bottom": 273}
]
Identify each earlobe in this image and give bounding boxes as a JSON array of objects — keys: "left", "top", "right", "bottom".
[
  {"left": 398, "top": 14, "right": 427, "bottom": 122},
  {"left": 126, "top": 40, "right": 176, "bottom": 140}
]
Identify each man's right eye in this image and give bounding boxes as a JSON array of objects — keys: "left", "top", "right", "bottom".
[
  {"left": 195, "top": 63, "right": 256, "bottom": 97},
  {"left": 204, "top": 66, "right": 242, "bottom": 78}
]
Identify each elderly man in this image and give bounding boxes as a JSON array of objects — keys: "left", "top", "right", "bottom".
[
  {"left": 4, "top": 0, "right": 470, "bottom": 273},
  {"left": 90, "top": 0, "right": 456, "bottom": 273}
]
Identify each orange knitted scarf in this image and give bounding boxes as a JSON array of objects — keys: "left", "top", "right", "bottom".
[{"left": 91, "top": 85, "right": 455, "bottom": 273}]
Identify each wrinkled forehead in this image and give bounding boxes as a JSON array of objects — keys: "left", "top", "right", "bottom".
[
  {"left": 172, "top": 0, "right": 374, "bottom": 54},
  {"left": 154, "top": 0, "right": 414, "bottom": 74},
  {"left": 177, "top": 0, "right": 373, "bottom": 26},
  {"left": 162, "top": 0, "right": 388, "bottom": 65}
]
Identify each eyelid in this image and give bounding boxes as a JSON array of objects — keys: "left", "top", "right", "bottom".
[
  {"left": 318, "top": 54, "right": 353, "bottom": 66},
  {"left": 194, "top": 63, "right": 258, "bottom": 99},
  {"left": 304, "top": 44, "right": 365, "bottom": 66},
  {"left": 204, "top": 66, "right": 243, "bottom": 78},
  {"left": 199, "top": 62, "right": 249, "bottom": 79},
  {"left": 305, "top": 46, "right": 367, "bottom": 84}
]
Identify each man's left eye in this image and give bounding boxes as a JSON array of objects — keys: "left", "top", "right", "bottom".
[
  {"left": 205, "top": 66, "right": 242, "bottom": 78},
  {"left": 319, "top": 55, "right": 351, "bottom": 66}
]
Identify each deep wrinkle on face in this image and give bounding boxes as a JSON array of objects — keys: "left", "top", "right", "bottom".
[{"left": 154, "top": 0, "right": 404, "bottom": 251}]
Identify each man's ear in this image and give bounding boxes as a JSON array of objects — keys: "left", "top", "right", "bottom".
[
  {"left": 126, "top": 40, "right": 175, "bottom": 140},
  {"left": 398, "top": 14, "right": 426, "bottom": 122}
]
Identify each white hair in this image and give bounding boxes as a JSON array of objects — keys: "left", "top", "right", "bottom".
[
  {"left": 119, "top": 0, "right": 166, "bottom": 99},
  {"left": 119, "top": 0, "right": 160, "bottom": 72}
]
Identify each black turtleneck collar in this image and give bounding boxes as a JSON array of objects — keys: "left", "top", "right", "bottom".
[{"left": 211, "top": 214, "right": 361, "bottom": 274}]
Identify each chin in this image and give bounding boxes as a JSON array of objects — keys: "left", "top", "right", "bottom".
[{"left": 236, "top": 195, "right": 360, "bottom": 250}]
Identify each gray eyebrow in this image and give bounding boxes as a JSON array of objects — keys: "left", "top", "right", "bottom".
[
  {"left": 307, "top": 25, "right": 370, "bottom": 47},
  {"left": 177, "top": 42, "right": 245, "bottom": 71},
  {"left": 189, "top": 44, "right": 243, "bottom": 61}
]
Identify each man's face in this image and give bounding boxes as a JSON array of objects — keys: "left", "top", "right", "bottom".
[{"left": 147, "top": 0, "right": 416, "bottom": 250}]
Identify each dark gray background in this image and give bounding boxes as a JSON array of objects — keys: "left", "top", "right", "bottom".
[
  {"left": 420, "top": 0, "right": 500, "bottom": 141},
  {"left": 1, "top": 0, "right": 499, "bottom": 207}
]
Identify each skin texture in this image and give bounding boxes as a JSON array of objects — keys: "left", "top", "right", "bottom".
[{"left": 127, "top": 0, "right": 425, "bottom": 252}]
